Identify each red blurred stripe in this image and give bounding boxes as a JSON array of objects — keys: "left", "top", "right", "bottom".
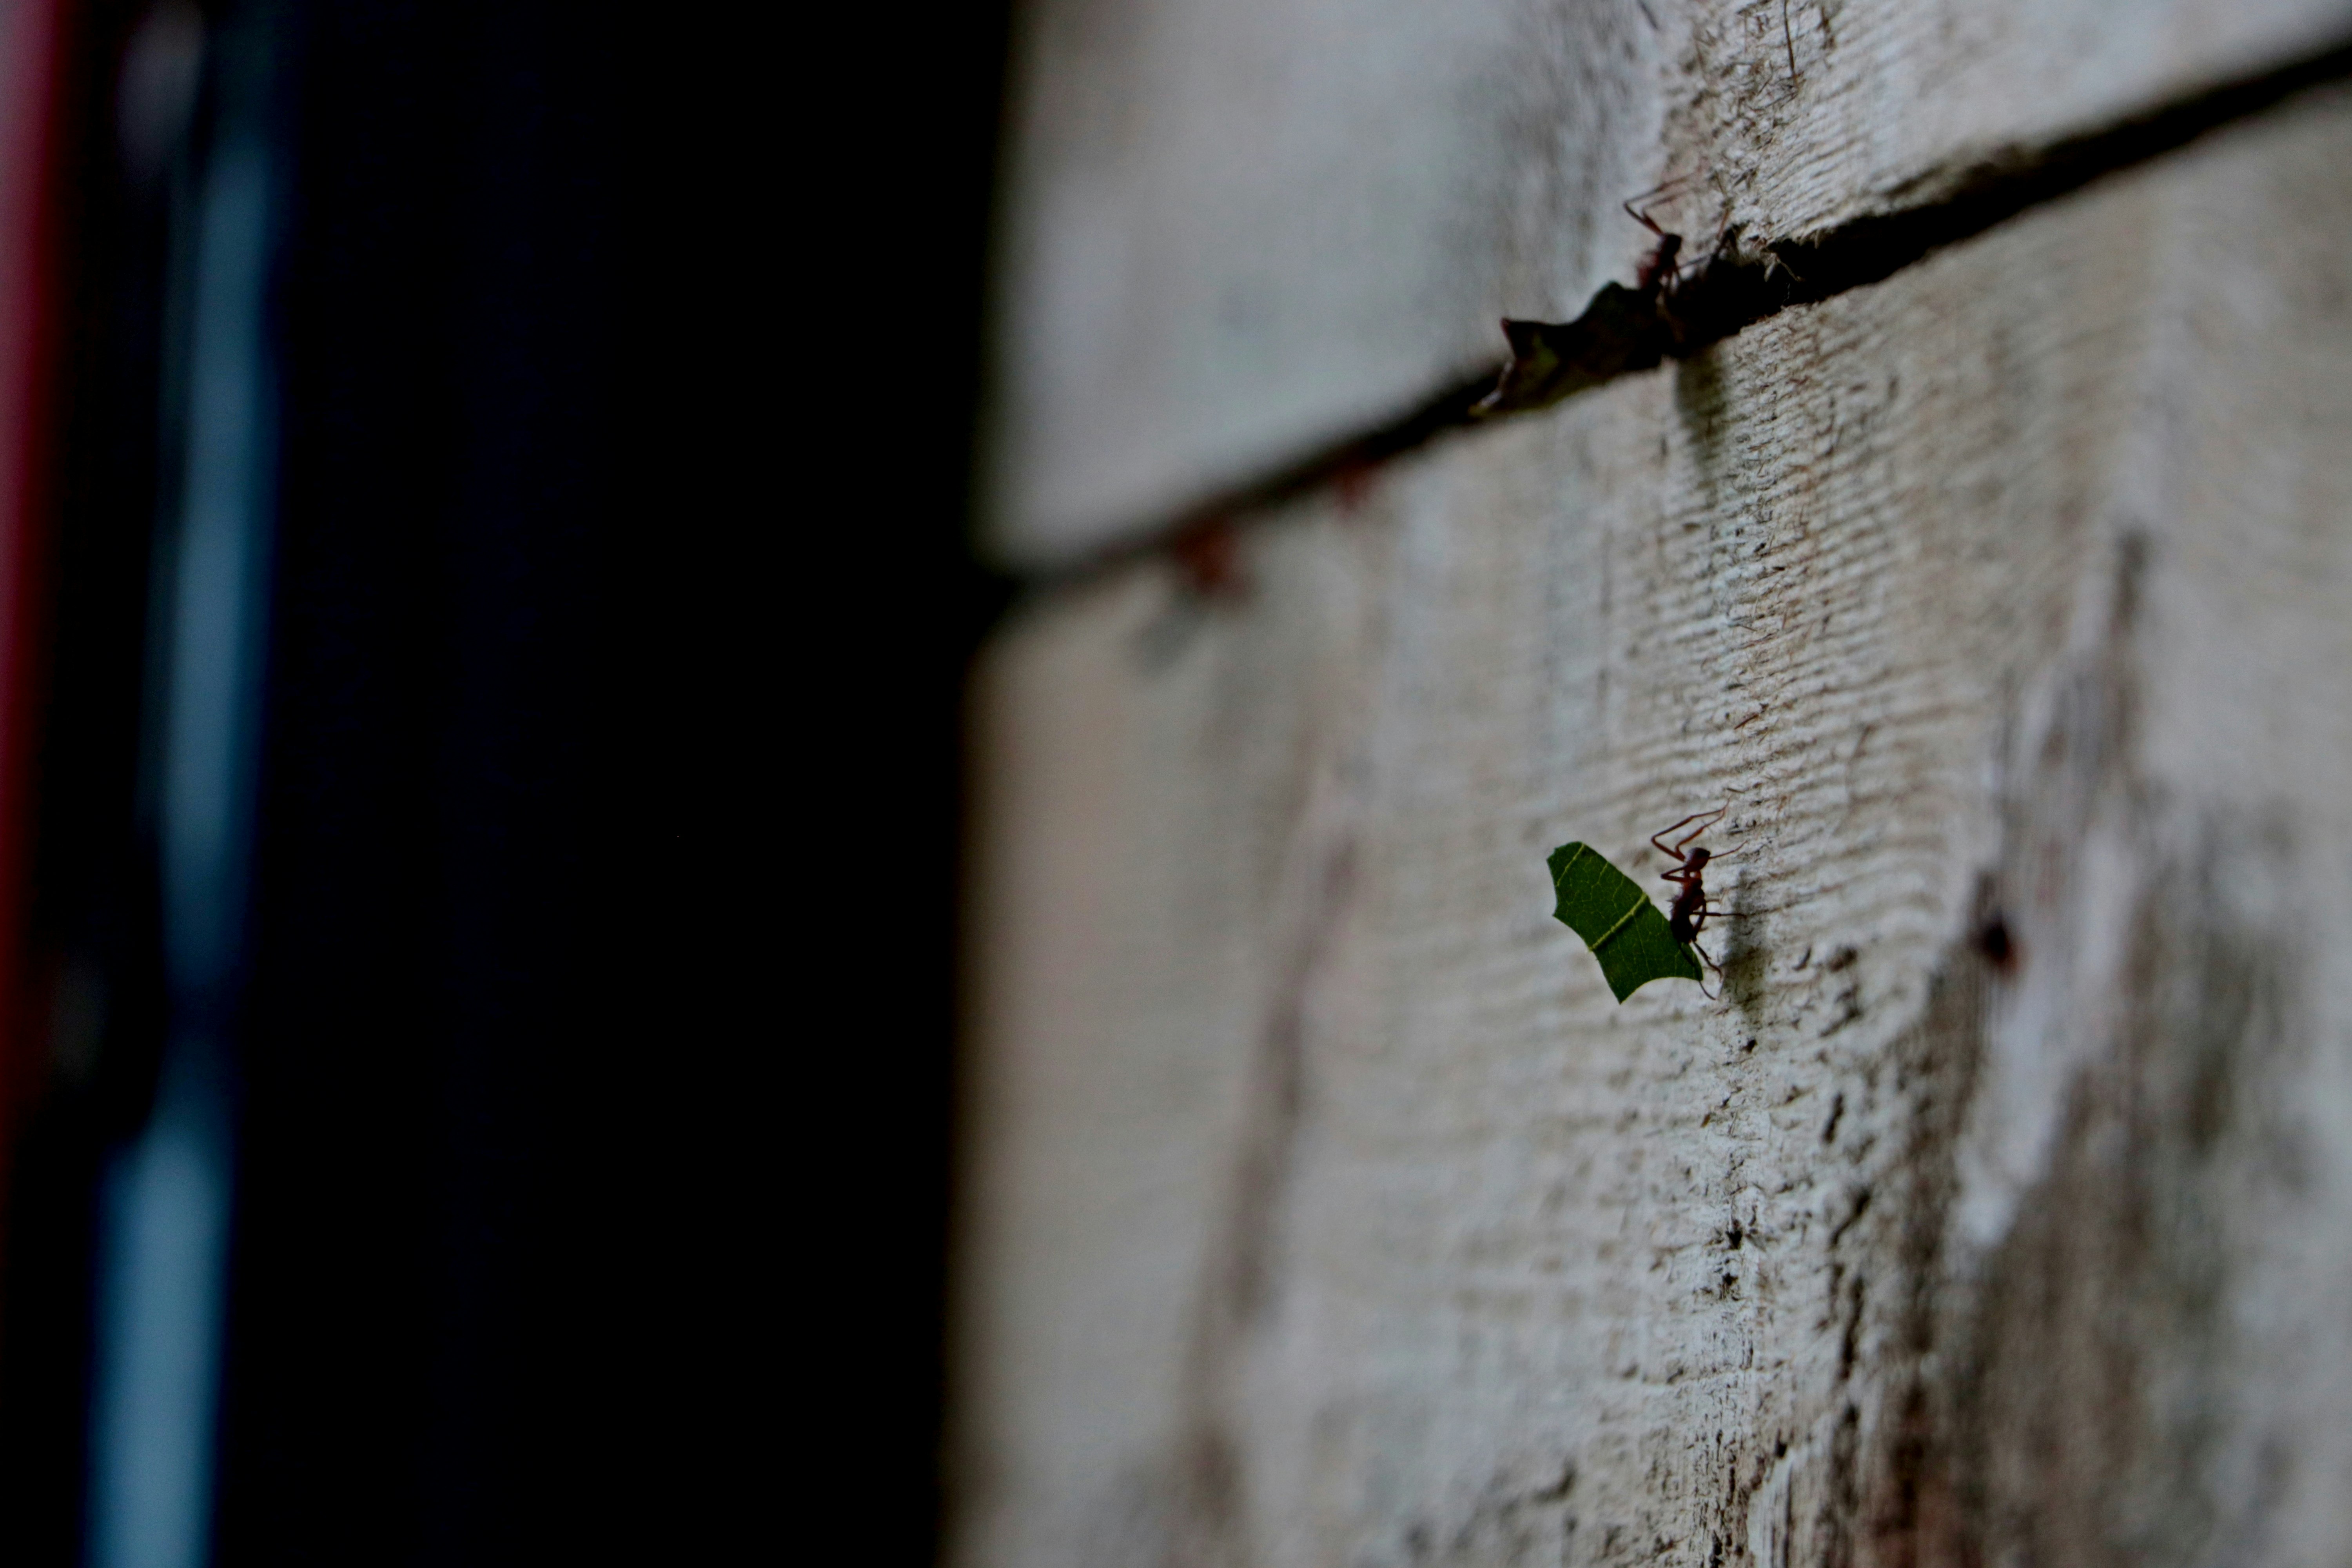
[{"left": 0, "top": 0, "right": 73, "bottom": 1252}]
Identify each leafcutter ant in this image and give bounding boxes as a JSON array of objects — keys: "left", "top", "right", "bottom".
[
  {"left": 1624, "top": 180, "right": 1708, "bottom": 301},
  {"left": 1628, "top": 204, "right": 1684, "bottom": 300},
  {"left": 1169, "top": 515, "right": 1243, "bottom": 598},
  {"left": 1653, "top": 806, "right": 1735, "bottom": 997},
  {"left": 1625, "top": 180, "right": 1731, "bottom": 342}
]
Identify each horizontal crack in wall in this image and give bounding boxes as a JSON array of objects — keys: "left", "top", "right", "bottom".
[{"left": 1023, "top": 32, "right": 2352, "bottom": 591}]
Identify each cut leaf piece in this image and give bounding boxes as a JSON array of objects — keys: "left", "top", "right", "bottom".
[
  {"left": 1546, "top": 842, "right": 1704, "bottom": 1002},
  {"left": 1473, "top": 285, "right": 1674, "bottom": 416}
]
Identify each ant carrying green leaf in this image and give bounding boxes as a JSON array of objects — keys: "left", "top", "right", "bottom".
[{"left": 1546, "top": 806, "right": 1743, "bottom": 1003}]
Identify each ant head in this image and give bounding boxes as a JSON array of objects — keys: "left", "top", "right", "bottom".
[{"left": 1687, "top": 846, "right": 1711, "bottom": 868}]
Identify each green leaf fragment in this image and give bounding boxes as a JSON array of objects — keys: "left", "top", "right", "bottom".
[{"left": 1546, "top": 842, "right": 1704, "bottom": 1002}]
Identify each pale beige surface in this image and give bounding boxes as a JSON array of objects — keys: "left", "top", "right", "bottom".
[
  {"left": 985, "top": 0, "right": 2352, "bottom": 566},
  {"left": 953, "top": 94, "right": 2352, "bottom": 1567}
]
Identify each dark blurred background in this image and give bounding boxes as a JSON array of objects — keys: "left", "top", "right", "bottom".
[{"left": 0, "top": 1, "right": 1009, "bottom": 1561}]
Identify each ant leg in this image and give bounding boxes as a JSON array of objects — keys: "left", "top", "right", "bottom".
[{"left": 1693, "top": 940, "right": 1723, "bottom": 1000}]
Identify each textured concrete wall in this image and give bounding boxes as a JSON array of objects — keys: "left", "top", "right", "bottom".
[{"left": 953, "top": 6, "right": 2352, "bottom": 1564}]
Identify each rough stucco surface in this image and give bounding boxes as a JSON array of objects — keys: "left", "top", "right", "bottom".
[
  {"left": 984, "top": 0, "right": 2352, "bottom": 566},
  {"left": 952, "top": 93, "right": 2352, "bottom": 1568}
]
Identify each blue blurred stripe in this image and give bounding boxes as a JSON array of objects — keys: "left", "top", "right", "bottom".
[{"left": 85, "top": 129, "right": 277, "bottom": 1568}]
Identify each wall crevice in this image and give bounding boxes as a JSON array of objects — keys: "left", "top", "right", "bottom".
[{"left": 1022, "top": 32, "right": 2352, "bottom": 594}]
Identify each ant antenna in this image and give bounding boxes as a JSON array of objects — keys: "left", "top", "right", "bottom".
[
  {"left": 1623, "top": 175, "right": 1692, "bottom": 212},
  {"left": 1652, "top": 806, "right": 1728, "bottom": 859},
  {"left": 1624, "top": 196, "right": 1670, "bottom": 238}
]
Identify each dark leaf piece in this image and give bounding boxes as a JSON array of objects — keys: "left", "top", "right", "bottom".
[
  {"left": 1547, "top": 842, "right": 1704, "bottom": 1002},
  {"left": 1473, "top": 285, "right": 1676, "bottom": 416}
]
